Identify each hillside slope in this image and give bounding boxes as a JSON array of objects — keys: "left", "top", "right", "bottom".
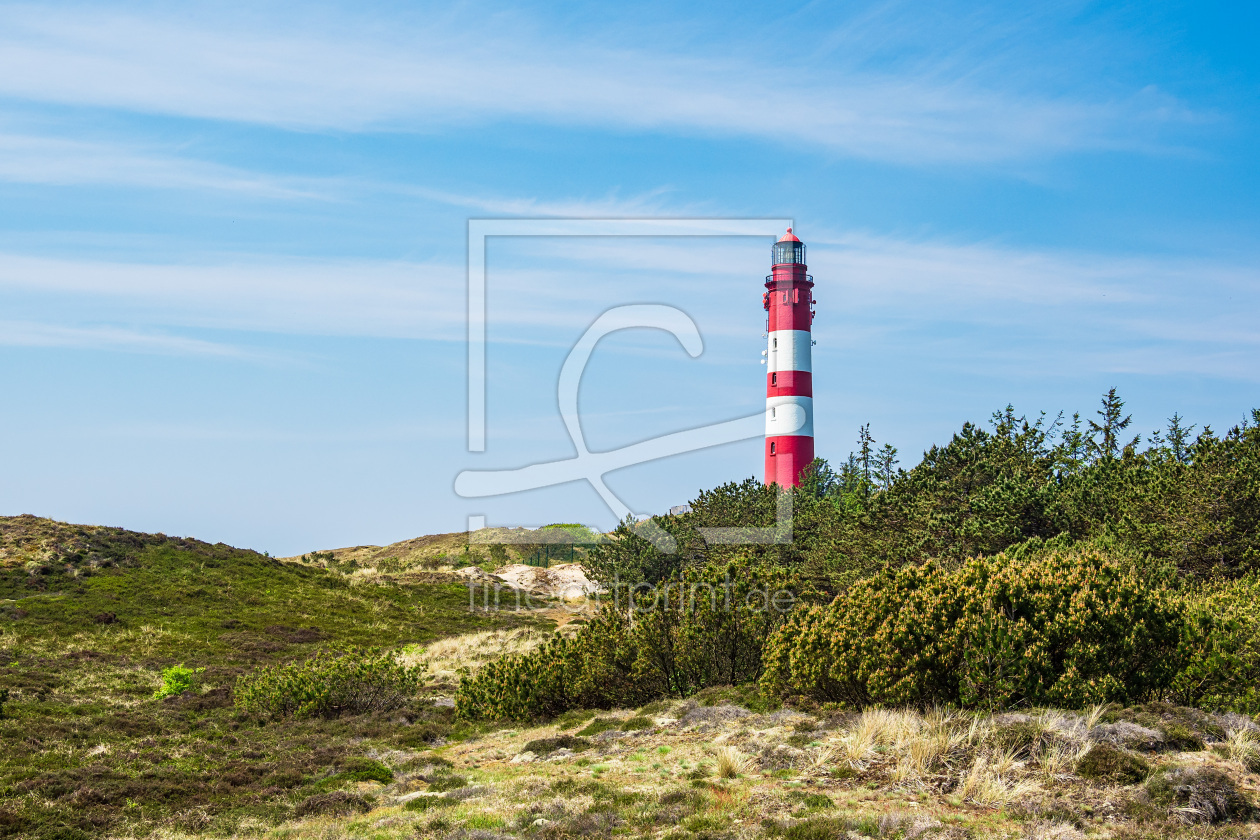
[
  {"left": 0, "top": 515, "right": 551, "bottom": 839},
  {"left": 284, "top": 524, "right": 602, "bottom": 577}
]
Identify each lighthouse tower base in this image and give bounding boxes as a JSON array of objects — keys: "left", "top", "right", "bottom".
[{"left": 765, "top": 436, "right": 814, "bottom": 488}]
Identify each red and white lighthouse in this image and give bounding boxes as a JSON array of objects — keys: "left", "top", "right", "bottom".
[{"left": 763, "top": 227, "right": 815, "bottom": 487}]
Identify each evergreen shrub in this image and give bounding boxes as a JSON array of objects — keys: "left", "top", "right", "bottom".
[
  {"left": 760, "top": 543, "right": 1183, "bottom": 708},
  {"left": 1076, "top": 743, "right": 1150, "bottom": 784},
  {"left": 234, "top": 647, "right": 422, "bottom": 719},
  {"left": 456, "top": 561, "right": 796, "bottom": 720},
  {"left": 1171, "top": 575, "right": 1260, "bottom": 712}
]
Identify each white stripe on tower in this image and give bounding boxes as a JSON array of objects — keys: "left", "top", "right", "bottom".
[
  {"left": 765, "top": 396, "right": 813, "bottom": 437},
  {"left": 766, "top": 329, "right": 813, "bottom": 373}
]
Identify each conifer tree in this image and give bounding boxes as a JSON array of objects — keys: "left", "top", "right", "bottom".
[
  {"left": 857, "top": 424, "right": 875, "bottom": 498},
  {"left": 1088, "top": 387, "right": 1140, "bottom": 460},
  {"left": 874, "top": 443, "right": 900, "bottom": 490},
  {"left": 1061, "top": 411, "right": 1088, "bottom": 473},
  {"left": 1167, "top": 412, "right": 1196, "bottom": 464}
]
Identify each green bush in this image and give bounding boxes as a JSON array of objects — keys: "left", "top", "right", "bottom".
[
  {"left": 761, "top": 544, "right": 1183, "bottom": 709},
  {"left": 332, "top": 757, "right": 393, "bottom": 784},
  {"left": 454, "top": 610, "right": 650, "bottom": 720},
  {"left": 1171, "top": 575, "right": 1260, "bottom": 712},
  {"left": 456, "top": 560, "right": 797, "bottom": 720},
  {"left": 233, "top": 647, "right": 423, "bottom": 719},
  {"left": 1076, "top": 743, "right": 1150, "bottom": 784},
  {"left": 153, "top": 664, "right": 204, "bottom": 700},
  {"left": 577, "top": 717, "right": 624, "bottom": 737},
  {"left": 426, "top": 774, "right": 469, "bottom": 792},
  {"left": 293, "top": 791, "right": 371, "bottom": 818}
]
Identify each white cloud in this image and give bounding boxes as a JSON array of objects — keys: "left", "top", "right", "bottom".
[
  {"left": 0, "top": 253, "right": 466, "bottom": 340},
  {"left": 0, "top": 131, "right": 326, "bottom": 197},
  {"left": 0, "top": 3, "right": 1200, "bottom": 164},
  {"left": 402, "top": 185, "right": 683, "bottom": 219},
  {"left": 1, "top": 231, "right": 1255, "bottom": 381},
  {"left": 0, "top": 319, "right": 278, "bottom": 359}
]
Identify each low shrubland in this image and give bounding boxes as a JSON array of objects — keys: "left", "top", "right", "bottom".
[
  {"left": 233, "top": 646, "right": 424, "bottom": 718},
  {"left": 455, "top": 560, "right": 796, "bottom": 720},
  {"left": 457, "top": 538, "right": 1260, "bottom": 722},
  {"left": 222, "top": 699, "right": 1257, "bottom": 840},
  {"left": 761, "top": 541, "right": 1184, "bottom": 709}
]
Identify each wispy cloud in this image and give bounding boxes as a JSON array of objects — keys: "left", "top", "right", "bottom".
[
  {"left": 0, "top": 131, "right": 326, "bottom": 197},
  {"left": 0, "top": 320, "right": 281, "bottom": 360},
  {"left": 0, "top": 253, "right": 466, "bottom": 340},
  {"left": 476, "top": 231, "right": 1260, "bottom": 381},
  {"left": 402, "top": 185, "right": 683, "bottom": 218},
  {"left": 0, "top": 3, "right": 1202, "bottom": 164},
  {"left": 2, "top": 229, "right": 1255, "bottom": 378}
]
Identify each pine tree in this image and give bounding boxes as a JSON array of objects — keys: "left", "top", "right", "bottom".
[
  {"left": 1060, "top": 411, "right": 1087, "bottom": 473},
  {"left": 857, "top": 424, "right": 875, "bottom": 498},
  {"left": 1166, "top": 412, "right": 1196, "bottom": 465},
  {"left": 1088, "top": 387, "right": 1140, "bottom": 460},
  {"left": 875, "top": 443, "right": 900, "bottom": 490},
  {"left": 799, "top": 458, "right": 838, "bottom": 500}
]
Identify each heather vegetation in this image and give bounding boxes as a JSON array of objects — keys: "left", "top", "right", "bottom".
[{"left": 0, "top": 515, "right": 548, "bottom": 838}]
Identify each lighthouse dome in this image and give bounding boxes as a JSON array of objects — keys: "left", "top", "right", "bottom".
[{"left": 772, "top": 227, "right": 806, "bottom": 266}]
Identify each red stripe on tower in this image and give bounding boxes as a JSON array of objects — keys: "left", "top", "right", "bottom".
[{"left": 763, "top": 227, "right": 815, "bottom": 487}]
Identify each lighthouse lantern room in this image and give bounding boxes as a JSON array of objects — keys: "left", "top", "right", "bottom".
[{"left": 763, "top": 227, "right": 815, "bottom": 487}]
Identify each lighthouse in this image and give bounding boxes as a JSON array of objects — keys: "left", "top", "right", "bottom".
[{"left": 763, "top": 227, "right": 815, "bottom": 487}]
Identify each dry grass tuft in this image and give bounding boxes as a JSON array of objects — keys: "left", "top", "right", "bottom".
[
  {"left": 860, "top": 707, "right": 921, "bottom": 748},
  {"left": 1037, "top": 738, "right": 1089, "bottom": 779},
  {"left": 835, "top": 723, "right": 878, "bottom": 768},
  {"left": 1226, "top": 727, "right": 1260, "bottom": 770},
  {"left": 809, "top": 743, "right": 838, "bottom": 771},
  {"left": 892, "top": 711, "right": 968, "bottom": 783},
  {"left": 959, "top": 748, "right": 1040, "bottom": 807},
  {"left": 1023, "top": 820, "right": 1085, "bottom": 840},
  {"left": 715, "top": 746, "right": 752, "bottom": 779}
]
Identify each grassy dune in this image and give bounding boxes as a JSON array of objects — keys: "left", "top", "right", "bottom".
[{"left": 0, "top": 515, "right": 550, "bottom": 839}]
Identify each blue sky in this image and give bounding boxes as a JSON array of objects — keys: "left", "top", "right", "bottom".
[{"left": 1, "top": 0, "right": 1258, "bottom": 555}]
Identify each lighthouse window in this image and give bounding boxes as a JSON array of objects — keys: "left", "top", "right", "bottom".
[
  {"left": 770, "top": 442, "right": 776, "bottom": 455},
  {"left": 793, "top": 289, "right": 799, "bottom": 303},
  {"left": 771, "top": 373, "right": 777, "bottom": 385},
  {"left": 772, "top": 337, "right": 777, "bottom": 348}
]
